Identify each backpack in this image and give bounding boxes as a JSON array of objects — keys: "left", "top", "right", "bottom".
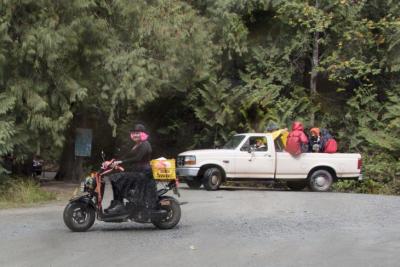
[
  {"left": 285, "top": 134, "right": 301, "bottom": 156},
  {"left": 324, "top": 139, "right": 337, "bottom": 153}
]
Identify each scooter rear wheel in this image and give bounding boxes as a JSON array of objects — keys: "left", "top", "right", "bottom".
[
  {"left": 151, "top": 197, "right": 181, "bottom": 230},
  {"left": 63, "top": 202, "right": 96, "bottom": 232}
]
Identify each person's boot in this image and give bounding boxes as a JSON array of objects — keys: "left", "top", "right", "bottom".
[
  {"left": 106, "top": 201, "right": 127, "bottom": 215},
  {"left": 104, "top": 200, "right": 118, "bottom": 213}
]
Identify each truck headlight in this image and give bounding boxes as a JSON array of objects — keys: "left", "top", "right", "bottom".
[{"left": 185, "top": 156, "right": 196, "bottom": 165}]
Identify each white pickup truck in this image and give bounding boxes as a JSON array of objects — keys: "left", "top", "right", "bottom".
[{"left": 176, "top": 133, "right": 362, "bottom": 191}]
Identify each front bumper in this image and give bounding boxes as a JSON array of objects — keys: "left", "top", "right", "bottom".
[{"left": 176, "top": 167, "right": 200, "bottom": 178}]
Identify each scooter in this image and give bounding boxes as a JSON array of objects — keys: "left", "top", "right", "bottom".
[{"left": 63, "top": 156, "right": 181, "bottom": 232}]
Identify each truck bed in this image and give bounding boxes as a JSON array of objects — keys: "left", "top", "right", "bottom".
[{"left": 275, "top": 152, "right": 361, "bottom": 179}]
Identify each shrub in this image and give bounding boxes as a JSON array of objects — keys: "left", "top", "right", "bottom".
[
  {"left": 332, "top": 179, "right": 384, "bottom": 194},
  {"left": 0, "top": 177, "right": 56, "bottom": 208},
  {"left": 333, "top": 153, "right": 400, "bottom": 195}
]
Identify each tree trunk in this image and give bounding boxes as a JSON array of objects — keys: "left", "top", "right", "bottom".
[
  {"left": 72, "top": 156, "right": 84, "bottom": 182},
  {"left": 310, "top": 0, "right": 319, "bottom": 126},
  {"left": 54, "top": 121, "right": 77, "bottom": 181},
  {"left": 55, "top": 113, "right": 86, "bottom": 181}
]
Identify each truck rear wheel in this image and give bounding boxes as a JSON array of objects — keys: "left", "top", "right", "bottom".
[
  {"left": 286, "top": 181, "right": 307, "bottom": 191},
  {"left": 308, "top": 170, "right": 333, "bottom": 192},
  {"left": 202, "top": 167, "right": 222, "bottom": 191},
  {"left": 186, "top": 179, "right": 202, "bottom": 189}
]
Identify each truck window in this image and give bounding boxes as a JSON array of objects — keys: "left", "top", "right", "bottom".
[
  {"left": 275, "top": 138, "right": 284, "bottom": 152},
  {"left": 240, "top": 139, "right": 250, "bottom": 151},
  {"left": 223, "top": 135, "right": 246, "bottom": 149},
  {"left": 241, "top": 136, "right": 268, "bottom": 152}
]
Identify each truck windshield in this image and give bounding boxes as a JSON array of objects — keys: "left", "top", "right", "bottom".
[{"left": 223, "top": 135, "right": 245, "bottom": 149}]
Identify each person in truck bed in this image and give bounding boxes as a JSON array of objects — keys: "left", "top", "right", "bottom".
[
  {"left": 285, "top": 121, "right": 309, "bottom": 156},
  {"left": 265, "top": 122, "right": 288, "bottom": 151},
  {"left": 320, "top": 128, "right": 338, "bottom": 153},
  {"left": 308, "top": 127, "right": 322, "bottom": 152}
]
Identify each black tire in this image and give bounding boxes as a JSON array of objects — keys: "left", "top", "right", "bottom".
[
  {"left": 186, "top": 179, "right": 202, "bottom": 189},
  {"left": 286, "top": 180, "right": 307, "bottom": 191},
  {"left": 308, "top": 169, "right": 333, "bottom": 192},
  {"left": 152, "top": 197, "right": 181, "bottom": 230},
  {"left": 63, "top": 202, "right": 96, "bottom": 232},
  {"left": 202, "top": 167, "right": 223, "bottom": 191}
]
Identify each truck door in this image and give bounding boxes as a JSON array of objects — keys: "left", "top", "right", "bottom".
[{"left": 234, "top": 136, "right": 275, "bottom": 178}]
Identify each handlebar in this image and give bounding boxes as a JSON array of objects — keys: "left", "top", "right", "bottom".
[{"left": 100, "top": 159, "right": 125, "bottom": 175}]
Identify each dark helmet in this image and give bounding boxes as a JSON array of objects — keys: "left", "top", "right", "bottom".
[
  {"left": 131, "top": 123, "right": 148, "bottom": 133},
  {"left": 265, "top": 122, "right": 279, "bottom": 132}
]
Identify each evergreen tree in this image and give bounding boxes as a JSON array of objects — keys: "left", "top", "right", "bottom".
[{"left": 0, "top": 0, "right": 399, "bottom": 191}]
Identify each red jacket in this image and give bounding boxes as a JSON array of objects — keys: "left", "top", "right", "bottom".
[{"left": 285, "top": 122, "right": 309, "bottom": 156}]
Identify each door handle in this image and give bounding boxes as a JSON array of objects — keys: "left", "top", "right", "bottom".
[{"left": 265, "top": 154, "right": 272, "bottom": 157}]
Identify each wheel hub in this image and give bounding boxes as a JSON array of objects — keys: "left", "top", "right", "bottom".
[
  {"left": 72, "top": 209, "right": 87, "bottom": 224},
  {"left": 162, "top": 209, "right": 173, "bottom": 222},
  {"left": 315, "top": 176, "right": 326, "bottom": 187},
  {"left": 211, "top": 175, "right": 219, "bottom": 185}
]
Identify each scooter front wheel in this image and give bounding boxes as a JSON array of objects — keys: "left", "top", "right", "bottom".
[
  {"left": 63, "top": 202, "right": 96, "bottom": 232},
  {"left": 152, "top": 196, "right": 181, "bottom": 230}
]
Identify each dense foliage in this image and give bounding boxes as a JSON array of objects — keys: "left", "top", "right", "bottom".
[{"left": 0, "top": 0, "right": 399, "bottom": 193}]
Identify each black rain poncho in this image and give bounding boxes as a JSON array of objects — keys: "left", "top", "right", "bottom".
[{"left": 108, "top": 140, "right": 157, "bottom": 208}]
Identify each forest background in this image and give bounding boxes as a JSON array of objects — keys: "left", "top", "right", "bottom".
[{"left": 1, "top": 0, "right": 399, "bottom": 194}]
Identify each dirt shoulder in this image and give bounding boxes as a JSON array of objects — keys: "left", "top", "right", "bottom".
[{"left": 40, "top": 180, "right": 79, "bottom": 202}]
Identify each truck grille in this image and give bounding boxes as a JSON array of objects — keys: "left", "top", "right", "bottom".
[{"left": 177, "top": 156, "right": 185, "bottom": 167}]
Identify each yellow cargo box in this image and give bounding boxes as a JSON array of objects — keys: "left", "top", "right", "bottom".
[{"left": 150, "top": 159, "right": 176, "bottom": 181}]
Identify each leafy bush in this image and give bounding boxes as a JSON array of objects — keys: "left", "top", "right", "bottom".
[
  {"left": 363, "top": 154, "right": 400, "bottom": 184},
  {"left": 0, "top": 177, "right": 56, "bottom": 208},
  {"left": 332, "top": 179, "right": 384, "bottom": 194},
  {"left": 333, "top": 152, "right": 400, "bottom": 195}
]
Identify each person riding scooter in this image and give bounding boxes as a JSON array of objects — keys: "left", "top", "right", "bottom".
[{"left": 105, "top": 124, "right": 157, "bottom": 215}]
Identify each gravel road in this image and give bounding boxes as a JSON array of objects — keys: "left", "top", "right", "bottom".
[{"left": 0, "top": 185, "right": 399, "bottom": 267}]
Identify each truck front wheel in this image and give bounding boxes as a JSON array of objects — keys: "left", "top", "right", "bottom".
[
  {"left": 308, "top": 170, "right": 333, "bottom": 192},
  {"left": 202, "top": 167, "right": 223, "bottom": 191}
]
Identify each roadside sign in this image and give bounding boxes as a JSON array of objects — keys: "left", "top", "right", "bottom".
[{"left": 75, "top": 128, "right": 92, "bottom": 157}]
